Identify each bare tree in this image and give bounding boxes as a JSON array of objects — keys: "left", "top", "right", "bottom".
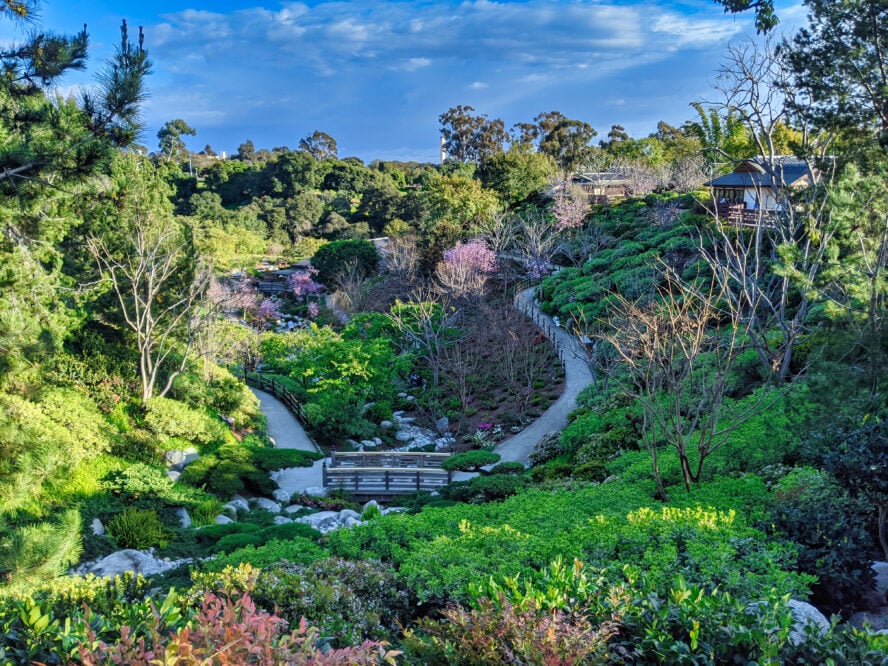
[
  {"left": 512, "top": 208, "right": 564, "bottom": 280},
  {"left": 383, "top": 234, "right": 421, "bottom": 285},
  {"left": 88, "top": 218, "right": 211, "bottom": 405},
  {"left": 387, "top": 290, "right": 461, "bottom": 387},
  {"left": 331, "top": 259, "right": 372, "bottom": 316},
  {"left": 703, "top": 37, "right": 837, "bottom": 382},
  {"left": 600, "top": 269, "right": 778, "bottom": 497}
]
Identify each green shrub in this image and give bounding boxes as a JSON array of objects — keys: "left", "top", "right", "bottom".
[
  {"left": 361, "top": 503, "right": 382, "bottom": 521},
  {"left": 252, "top": 557, "right": 412, "bottom": 643},
  {"left": 106, "top": 508, "right": 170, "bottom": 550},
  {"left": 258, "top": 522, "right": 321, "bottom": 543},
  {"left": 764, "top": 468, "right": 876, "bottom": 614},
  {"left": 215, "top": 533, "right": 265, "bottom": 553},
  {"left": 310, "top": 239, "right": 380, "bottom": 285},
  {"left": 489, "top": 461, "right": 526, "bottom": 475},
  {"left": 192, "top": 498, "right": 224, "bottom": 526},
  {"left": 442, "top": 450, "right": 500, "bottom": 473},
  {"left": 204, "top": 538, "right": 327, "bottom": 572},
  {"left": 178, "top": 444, "right": 278, "bottom": 497},
  {"left": 444, "top": 475, "right": 527, "bottom": 503},
  {"left": 250, "top": 446, "right": 323, "bottom": 472},
  {"left": 143, "top": 397, "right": 227, "bottom": 447},
  {"left": 103, "top": 463, "right": 210, "bottom": 510}
]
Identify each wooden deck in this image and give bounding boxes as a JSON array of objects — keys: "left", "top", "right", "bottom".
[
  {"left": 322, "top": 450, "right": 453, "bottom": 496},
  {"left": 715, "top": 204, "right": 776, "bottom": 227}
]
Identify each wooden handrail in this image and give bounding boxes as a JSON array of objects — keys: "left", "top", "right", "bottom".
[{"left": 245, "top": 372, "right": 320, "bottom": 452}]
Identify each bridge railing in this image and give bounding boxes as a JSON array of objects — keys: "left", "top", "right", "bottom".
[
  {"left": 323, "top": 450, "right": 453, "bottom": 495},
  {"left": 322, "top": 466, "right": 453, "bottom": 494}
]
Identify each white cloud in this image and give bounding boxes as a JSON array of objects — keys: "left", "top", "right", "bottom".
[
  {"left": 469, "top": 81, "right": 488, "bottom": 89},
  {"left": 395, "top": 57, "right": 432, "bottom": 71}
]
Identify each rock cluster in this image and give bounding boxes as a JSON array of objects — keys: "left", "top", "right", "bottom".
[{"left": 72, "top": 549, "right": 193, "bottom": 578}]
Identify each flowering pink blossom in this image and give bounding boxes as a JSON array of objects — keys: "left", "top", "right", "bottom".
[
  {"left": 289, "top": 268, "right": 324, "bottom": 299},
  {"left": 437, "top": 239, "right": 497, "bottom": 298},
  {"left": 255, "top": 298, "right": 282, "bottom": 329},
  {"left": 551, "top": 183, "right": 590, "bottom": 231},
  {"left": 307, "top": 302, "right": 320, "bottom": 319}
]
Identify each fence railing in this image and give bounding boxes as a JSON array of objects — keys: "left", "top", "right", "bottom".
[
  {"left": 322, "top": 466, "right": 453, "bottom": 494},
  {"left": 245, "top": 373, "right": 321, "bottom": 452},
  {"left": 322, "top": 450, "right": 453, "bottom": 495}
]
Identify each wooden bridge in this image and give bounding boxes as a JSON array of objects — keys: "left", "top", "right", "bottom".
[{"left": 322, "top": 451, "right": 453, "bottom": 496}]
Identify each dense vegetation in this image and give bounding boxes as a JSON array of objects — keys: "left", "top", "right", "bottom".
[{"left": 1, "top": 0, "right": 888, "bottom": 663}]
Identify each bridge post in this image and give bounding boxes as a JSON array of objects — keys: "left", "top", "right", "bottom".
[{"left": 322, "top": 462, "right": 327, "bottom": 487}]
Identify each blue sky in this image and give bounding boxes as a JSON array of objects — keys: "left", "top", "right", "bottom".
[{"left": 4, "top": 1, "right": 805, "bottom": 162}]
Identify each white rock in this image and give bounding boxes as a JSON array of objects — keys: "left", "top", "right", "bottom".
[
  {"left": 302, "top": 510, "right": 340, "bottom": 525},
  {"left": 397, "top": 393, "right": 407, "bottom": 399},
  {"left": 215, "top": 515, "right": 233, "bottom": 525},
  {"left": 164, "top": 450, "right": 187, "bottom": 466},
  {"left": 284, "top": 504, "right": 306, "bottom": 514},
  {"left": 362, "top": 500, "right": 380, "bottom": 513},
  {"left": 224, "top": 498, "right": 249, "bottom": 514},
  {"left": 253, "top": 498, "right": 282, "bottom": 514},
  {"left": 166, "top": 470, "right": 181, "bottom": 482},
  {"left": 381, "top": 507, "right": 407, "bottom": 515},
  {"left": 272, "top": 489, "right": 291, "bottom": 504},
  {"left": 273, "top": 516, "right": 293, "bottom": 525},
  {"left": 176, "top": 508, "right": 192, "bottom": 529},
  {"left": 343, "top": 516, "right": 362, "bottom": 527},
  {"left": 303, "top": 486, "right": 328, "bottom": 497},
  {"left": 786, "top": 599, "right": 830, "bottom": 644},
  {"left": 373, "top": 437, "right": 382, "bottom": 446},
  {"left": 360, "top": 439, "right": 376, "bottom": 448},
  {"left": 74, "top": 549, "right": 191, "bottom": 578},
  {"left": 338, "top": 509, "right": 361, "bottom": 521},
  {"left": 405, "top": 395, "right": 415, "bottom": 402},
  {"left": 91, "top": 518, "right": 105, "bottom": 536},
  {"left": 379, "top": 420, "right": 393, "bottom": 429}
]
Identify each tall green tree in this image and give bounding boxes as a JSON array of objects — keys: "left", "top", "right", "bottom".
[
  {"left": 439, "top": 105, "right": 507, "bottom": 164},
  {"left": 0, "top": 11, "right": 150, "bottom": 379},
  {"left": 299, "top": 130, "right": 338, "bottom": 160},
  {"left": 157, "top": 118, "right": 196, "bottom": 161},
  {"left": 784, "top": 0, "right": 888, "bottom": 149}
]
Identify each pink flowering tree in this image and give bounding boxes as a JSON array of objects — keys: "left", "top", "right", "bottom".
[
  {"left": 436, "top": 239, "right": 497, "bottom": 299},
  {"left": 254, "top": 297, "right": 283, "bottom": 330},
  {"left": 289, "top": 267, "right": 324, "bottom": 302},
  {"left": 550, "top": 182, "right": 590, "bottom": 231}
]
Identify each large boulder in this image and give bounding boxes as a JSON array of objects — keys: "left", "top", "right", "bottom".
[
  {"left": 252, "top": 498, "right": 282, "bottom": 514},
  {"left": 75, "top": 550, "right": 190, "bottom": 578},
  {"left": 272, "top": 489, "right": 291, "bottom": 505}
]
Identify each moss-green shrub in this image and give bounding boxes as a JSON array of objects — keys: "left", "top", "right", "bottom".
[
  {"left": 442, "top": 450, "right": 500, "bottom": 473},
  {"left": 203, "top": 538, "right": 326, "bottom": 572},
  {"left": 191, "top": 498, "right": 225, "bottom": 527},
  {"left": 178, "top": 444, "right": 278, "bottom": 497},
  {"left": 489, "top": 462, "right": 526, "bottom": 475},
  {"left": 250, "top": 446, "right": 323, "bottom": 472},
  {"left": 143, "top": 397, "right": 227, "bottom": 447},
  {"left": 252, "top": 557, "right": 411, "bottom": 643},
  {"left": 215, "top": 533, "right": 265, "bottom": 553},
  {"left": 107, "top": 508, "right": 170, "bottom": 550}
]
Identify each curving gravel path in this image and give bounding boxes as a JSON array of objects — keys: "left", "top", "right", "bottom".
[
  {"left": 490, "top": 287, "right": 596, "bottom": 464},
  {"left": 249, "top": 387, "right": 326, "bottom": 495},
  {"left": 251, "top": 286, "right": 596, "bottom": 495}
]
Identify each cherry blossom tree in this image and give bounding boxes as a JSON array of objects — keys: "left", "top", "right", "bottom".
[
  {"left": 289, "top": 267, "right": 324, "bottom": 301},
  {"left": 436, "top": 239, "right": 497, "bottom": 299}
]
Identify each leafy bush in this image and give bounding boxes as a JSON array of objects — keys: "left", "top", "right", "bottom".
[
  {"left": 764, "top": 468, "right": 876, "bottom": 614},
  {"left": 528, "top": 431, "right": 563, "bottom": 466},
  {"left": 250, "top": 446, "right": 323, "bottom": 472},
  {"left": 178, "top": 443, "right": 278, "bottom": 497},
  {"left": 490, "top": 461, "right": 526, "bottom": 475},
  {"left": 215, "top": 532, "right": 265, "bottom": 553},
  {"left": 143, "top": 396, "right": 228, "bottom": 447},
  {"left": 443, "top": 475, "right": 528, "bottom": 503},
  {"left": 102, "top": 463, "right": 211, "bottom": 509},
  {"left": 442, "top": 450, "right": 500, "bottom": 473},
  {"left": 252, "top": 557, "right": 413, "bottom": 643},
  {"left": 106, "top": 507, "right": 170, "bottom": 550},
  {"left": 311, "top": 238, "right": 380, "bottom": 285},
  {"left": 204, "top": 538, "right": 327, "bottom": 572}
]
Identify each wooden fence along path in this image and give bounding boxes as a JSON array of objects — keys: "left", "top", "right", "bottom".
[
  {"left": 323, "top": 451, "right": 453, "bottom": 495},
  {"left": 246, "top": 373, "right": 308, "bottom": 422}
]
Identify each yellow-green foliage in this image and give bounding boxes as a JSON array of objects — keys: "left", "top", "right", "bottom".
[
  {"left": 143, "top": 396, "right": 228, "bottom": 448},
  {"left": 0, "top": 389, "right": 112, "bottom": 468}
]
